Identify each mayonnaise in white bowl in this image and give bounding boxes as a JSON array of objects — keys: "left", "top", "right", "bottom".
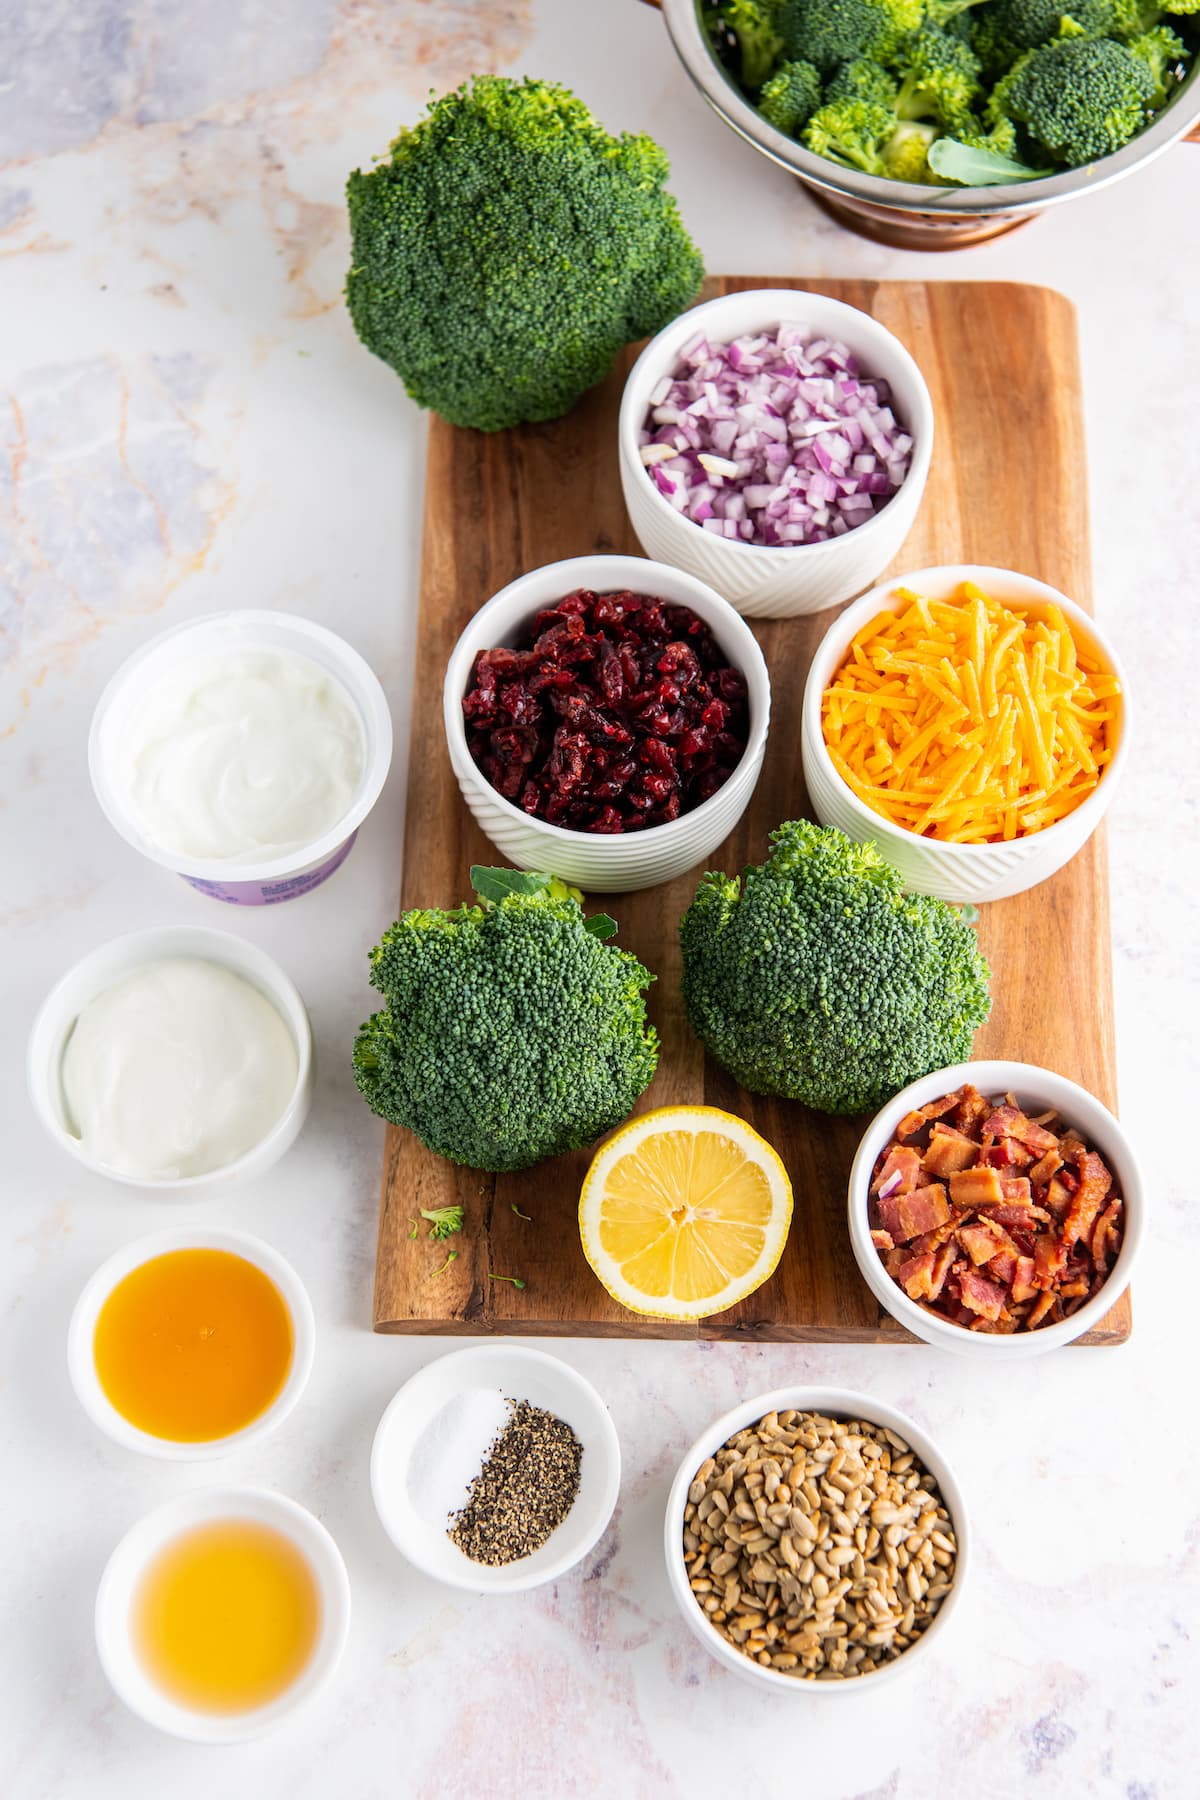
[
  {"left": 90, "top": 612, "right": 393, "bottom": 906},
  {"left": 61, "top": 958, "right": 299, "bottom": 1181},
  {"left": 28, "top": 928, "right": 313, "bottom": 1193}
]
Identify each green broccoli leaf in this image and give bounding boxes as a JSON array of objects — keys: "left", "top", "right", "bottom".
[
  {"left": 928, "top": 137, "right": 1045, "bottom": 181},
  {"left": 470, "top": 867, "right": 553, "bottom": 904}
]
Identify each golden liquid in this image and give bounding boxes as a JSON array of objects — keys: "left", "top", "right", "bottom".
[
  {"left": 94, "top": 1249, "right": 294, "bottom": 1442},
  {"left": 134, "top": 1519, "right": 322, "bottom": 1714}
]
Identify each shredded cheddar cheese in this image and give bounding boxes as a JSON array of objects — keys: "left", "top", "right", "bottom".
[{"left": 821, "top": 582, "right": 1117, "bottom": 844}]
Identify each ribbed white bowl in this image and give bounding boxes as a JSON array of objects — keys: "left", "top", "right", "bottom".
[
  {"left": 443, "top": 555, "right": 770, "bottom": 894},
  {"left": 618, "top": 289, "right": 933, "bottom": 620},
  {"left": 802, "top": 565, "right": 1130, "bottom": 904},
  {"left": 847, "top": 1062, "right": 1145, "bottom": 1359}
]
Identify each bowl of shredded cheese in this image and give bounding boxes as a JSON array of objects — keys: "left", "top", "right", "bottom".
[{"left": 801, "top": 566, "right": 1129, "bottom": 904}]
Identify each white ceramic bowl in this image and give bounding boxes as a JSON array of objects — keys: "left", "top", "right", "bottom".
[
  {"left": 68, "top": 1227, "right": 316, "bottom": 1459},
  {"left": 847, "top": 1061, "right": 1145, "bottom": 1359},
  {"left": 95, "top": 1486, "right": 351, "bottom": 1742},
  {"left": 664, "top": 1385, "right": 969, "bottom": 1692},
  {"left": 619, "top": 288, "right": 933, "bottom": 620},
  {"left": 370, "top": 1345, "right": 621, "bottom": 1593},
  {"left": 27, "top": 925, "right": 314, "bottom": 1193},
  {"left": 89, "top": 609, "right": 393, "bottom": 905},
  {"left": 443, "top": 553, "right": 770, "bottom": 893},
  {"left": 802, "top": 564, "right": 1130, "bottom": 904}
]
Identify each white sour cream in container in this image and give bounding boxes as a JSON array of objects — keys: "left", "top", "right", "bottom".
[
  {"left": 28, "top": 927, "right": 314, "bottom": 1192},
  {"left": 90, "top": 613, "right": 393, "bottom": 905}
]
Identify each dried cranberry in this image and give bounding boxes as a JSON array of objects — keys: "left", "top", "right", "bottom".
[{"left": 461, "top": 587, "right": 750, "bottom": 834}]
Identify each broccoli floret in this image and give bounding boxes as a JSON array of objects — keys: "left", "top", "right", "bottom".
[
  {"left": 679, "top": 821, "right": 991, "bottom": 1116},
  {"left": 804, "top": 97, "right": 899, "bottom": 170},
  {"left": 758, "top": 58, "right": 823, "bottom": 132},
  {"left": 354, "top": 868, "right": 658, "bottom": 1171},
  {"left": 723, "top": 0, "right": 787, "bottom": 85},
  {"left": 345, "top": 77, "right": 703, "bottom": 434},
  {"left": 990, "top": 34, "right": 1156, "bottom": 162},
  {"left": 1126, "top": 21, "right": 1189, "bottom": 100},
  {"left": 974, "top": 0, "right": 1126, "bottom": 72},
  {"left": 825, "top": 57, "right": 902, "bottom": 103},
  {"left": 882, "top": 118, "right": 941, "bottom": 177},
  {"left": 779, "top": 0, "right": 922, "bottom": 73},
  {"left": 893, "top": 21, "right": 985, "bottom": 126}
]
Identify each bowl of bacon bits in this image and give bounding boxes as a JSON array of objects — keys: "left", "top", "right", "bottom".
[
  {"left": 444, "top": 554, "right": 770, "bottom": 893},
  {"left": 848, "top": 1062, "right": 1144, "bottom": 1359},
  {"left": 803, "top": 565, "right": 1129, "bottom": 905}
]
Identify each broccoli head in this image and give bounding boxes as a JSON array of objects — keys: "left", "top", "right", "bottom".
[
  {"left": 893, "top": 21, "right": 985, "bottom": 125},
  {"left": 824, "top": 57, "right": 902, "bottom": 104},
  {"left": 758, "top": 58, "right": 823, "bottom": 134},
  {"left": 779, "top": 0, "right": 922, "bottom": 73},
  {"left": 990, "top": 34, "right": 1156, "bottom": 162},
  {"left": 722, "top": 0, "right": 787, "bottom": 86},
  {"left": 354, "top": 868, "right": 658, "bottom": 1172},
  {"left": 679, "top": 821, "right": 991, "bottom": 1116},
  {"left": 1126, "top": 21, "right": 1189, "bottom": 100},
  {"left": 345, "top": 77, "right": 703, "bottom": 433},
  {"left": 973, "top": 0, "right": 1125, "bottom": 72},
  {"left": 803, "top": 97, "right": 899, "bottom": 172}
]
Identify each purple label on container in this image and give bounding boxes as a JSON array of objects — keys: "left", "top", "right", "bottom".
[{"left": 181, "top": 831, "right": 359, "bottom": 905}]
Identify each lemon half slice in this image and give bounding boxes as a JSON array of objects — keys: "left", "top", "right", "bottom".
[{"left": 579, "top": 1105, "right": 793, "bottom": 1320}]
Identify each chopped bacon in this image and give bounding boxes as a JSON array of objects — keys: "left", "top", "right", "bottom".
[
  {"left": 958, "top": 1269, "right": 1007, "bottom": 1321},
  {"left": 1060, "top": 1150, "right": 1112, "bottom": 1254},
  {"left": 921, "top": 1124, "right": 980, "bottom": 1178},
  {"left": 949, "top": 1166, "right": 1004, "bottom": 1208},
  {"left": 982, "top": 1104, "right": 1061, "bottom": 1156},
  {"left": 958, "top": 1224, "right": 1001, "bottom": 1266},
  {"left": 872, "top": 1144, "right": 922, "bottom": 1198},
  {"left": 1011, "top": 1255, "right": 1038, "bottom": 1304},
  {"left": 870, "top": 1084, "right": 1126, "bottom": 1338},
  {"left": 1028, "top": 1148, "right": 1063, "bottom": 1189}
]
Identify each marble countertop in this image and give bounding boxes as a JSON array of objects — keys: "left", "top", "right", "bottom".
[{"left": 2, "top": 3, "right": 1196, "bottom": 1796}]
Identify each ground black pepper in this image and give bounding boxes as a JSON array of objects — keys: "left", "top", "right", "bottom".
[{"left": 448, "top": 1397, "right": 582, "bottom": 1566}]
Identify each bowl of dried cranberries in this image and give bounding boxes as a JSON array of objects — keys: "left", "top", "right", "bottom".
[{"left": 443, "top": 555, "right": 771, "bottom": 893}]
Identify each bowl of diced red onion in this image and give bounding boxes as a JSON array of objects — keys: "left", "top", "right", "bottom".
[
  {"left": 442, "top": 554, "right": 771, "bottom": 894},
  {"left": 619, "top": 289, "right": 933, "bottom": 620},
  {"left": 847, "top": 1062, "right": 1145, "bottom": 1360}
]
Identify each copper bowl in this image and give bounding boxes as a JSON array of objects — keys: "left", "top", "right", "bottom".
[{"left": 654, "top": 0, "right": 1200, "bottom": 250}]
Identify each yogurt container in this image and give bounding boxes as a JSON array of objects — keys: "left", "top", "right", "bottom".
[{"left": 89, "top": 611, "right": 393, "bottom": 905}]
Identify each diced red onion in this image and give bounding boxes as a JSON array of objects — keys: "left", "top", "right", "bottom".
[{"left": 638, "top": 325, "right": 914, "bottom": 548}]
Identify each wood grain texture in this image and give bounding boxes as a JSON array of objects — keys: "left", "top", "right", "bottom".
[{"left": 373, "top": 277, "right": 1131, "bottom": 1348}]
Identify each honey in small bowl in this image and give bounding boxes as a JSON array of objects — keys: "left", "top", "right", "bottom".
[
  {"left": 94, "top": 1248, "right": 293, "bottom": 1443},
  {"left": 134, "top": 1518, "right": 322, "bottom": 1714}
]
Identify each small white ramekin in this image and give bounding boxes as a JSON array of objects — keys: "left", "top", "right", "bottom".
[
  {"left": 68, "top": 1227, "right": 316, "bottom": 1459},
  {"left": 443, "top": 553, "right": 770, "bottom": 894},
  {"left": 802, "top": 564, "right": 1130, "bottom": 904},
  {"left": 89, "top": 610, "right": 393, "bottom": 905},
  {"left": 664, "top": 1385, "right": 969, "bottom": 1693},
  {"left": 619, "top": 288, "right": 933, "bottom": 620},
  {"left": 95, "top": 1486, "right": 351, "bottom": 1742},
  {"left": 27, "top": 925, "right": 313, "bottom": 1193},
  {"left": 371, "top": 1345, "right": 621, "bottom": 1594},
  {"left": 847, "top": 1061, "right": 1144, "bottom": 1359}
]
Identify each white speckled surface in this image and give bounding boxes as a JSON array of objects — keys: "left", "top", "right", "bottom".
[{"left": 2, "top": 3, "right": 1197, "bottom": 1796}]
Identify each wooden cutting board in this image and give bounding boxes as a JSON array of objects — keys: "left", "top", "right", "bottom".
[{"left": 373, "top": 276, "right": 1130, "bottom": 1347}]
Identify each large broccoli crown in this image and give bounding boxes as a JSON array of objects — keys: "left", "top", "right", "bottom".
[
  {"left": 345, "top": 76, "right": 703, "bottom": 433},
  {"left": 679, "top": 821, "right": 991, "bottom": 1117},
  {"left": 353, "top": 869, "right": 658, "bottom": 1172},
  {"left": 991, "top": 33, "right": 1156, "bottom": 160}
]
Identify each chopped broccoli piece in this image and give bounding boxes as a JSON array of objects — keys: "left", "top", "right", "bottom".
[
  {"left": 758, "top": 58, "right": 823, "bottom": 133},
  {"left": 779, "top": 0, "right": 922, "bottom": 74},
  {"left": 804, "top": 97, "right": 898, "bottom": 171},
  {"left": 1125, "top": 21, "right": 1189, "bottom": 100},
  {"left": 345, "top": 77, "right": 703, "bottom": 433},
  {"left": 679, "top": 821, "right": 991, "bottom": 1117},
  {"left": 724, "top": 0, "right": 786, "bottom": 85},
  {"left": 354, "top": 868, "right": 658, "bottom": 1172},
  {"left": 893, "top": 21, "right": 985, "bottom": 126},
  {"left": 883, "top": 118, "right": 940, "bottom": 178},
  {"left": 973, "top": 0, "right": 1125, "bottom": 71},
  {"left": 990, "top": 34, "right": 1156, "bottom": 163},
  {"left": 418, "top": 1205, "right": 464, "bottom": 1241},
  {"left": 824, "top": 57, "right": 901, "bottom": 104}
]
